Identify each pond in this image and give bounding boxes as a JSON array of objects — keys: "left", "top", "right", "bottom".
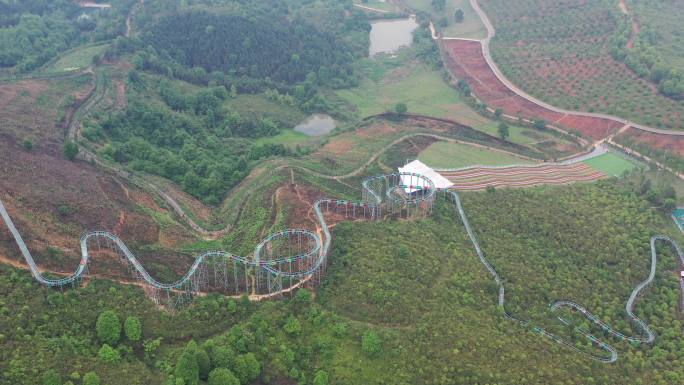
[
  {"left": 294, "top": 114, "right": 336, "bottom": 136},
  {"left": 369, "top": 16, "right": 419, "bottom": 57}
]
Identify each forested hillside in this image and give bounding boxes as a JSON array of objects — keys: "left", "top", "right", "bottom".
[
  {"left": 135, "top": 0, "right": 369, "bottom": 92},
  {"left": 0, "top": 0, "right": 137, "bottom": 72}
]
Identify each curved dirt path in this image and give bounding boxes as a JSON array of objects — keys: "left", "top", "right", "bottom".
[{"left": 468, "top": 0, "right": 684, "bottom": 136}]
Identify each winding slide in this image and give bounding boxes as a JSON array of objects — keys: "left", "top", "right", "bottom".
[{"left": 1, "top": 173, "right": 683, "bottom": 362}]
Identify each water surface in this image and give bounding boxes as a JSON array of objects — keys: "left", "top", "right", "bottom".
[
  {"left": 369, "top": 16, "right": 419, "bottom": 56},
  {"left": 294, "top": 114, "right": 336, "bottom": 136}
]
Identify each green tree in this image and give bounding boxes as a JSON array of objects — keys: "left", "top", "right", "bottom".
[
  {"left": 494, "top": 108, "right": 503, "bottom": 119},
  {"left": 233, "top": 353, "right": 260, "bottom": 384},
  {"left": 176, "top": 349, "right": 200, "bottom": 385},
  {"left": 283, "top": 315, "right": 302, "bottom": 335},
  {"left": 98, "top": 344, "right": 121, "bottom": 363},
  {"left": 498, "top": 122, "right": 510, "bottom": 140},
  {"left": 23, "top": 139, "right": 33, "bottom": 151},
  {"left": 455, "top": 9, "right": 464, "bottom": 23},
  {"left": 210, "top": 346, "right": 236, "bottom": 369},
  {"left": 124, "top": 316, "right": 142, "bottom": 342},
  {"left": 533, "top": 119, "right": 547, "bottom": 130},
  {"left": 394, "top": 102, "right": 408, "bottom": 114},
  {"left": 208, "top": 368, "right": 240, "bottom": 385},
  {"left": 63, "top": 141, "right": 79, "bottom": 160},
  {"left": 96, "top": 310, "right": 121, "bottom": 345},
  {"left": 83, "top": 372, "right": 100, "bottom": 385},
  {"left": 362, "top": 330, "right": 382, "bottom": 356},
  {"left": 42, "top": 369, "right": 61, "bottom": 385},
  {"left": 196, "top": 348, "right": 211, "bottom": 380},
  {"left": 313, "top": 370, "right": 329, "bottom": 385}
]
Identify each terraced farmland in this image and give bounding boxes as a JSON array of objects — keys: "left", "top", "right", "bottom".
[
  {"left": 479, "top": 0, "right": 684, "bottom": 130},
  {"left": 441, "top": 163, "right": 605, "bottom": 190}
]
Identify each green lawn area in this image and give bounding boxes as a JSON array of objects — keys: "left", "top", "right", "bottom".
[
  {"left": 418, "top": 141, "right": 535, "bottom": 169},
  {"left": 253, "top": 129, "right": 311, "bottom": 147},
  {"left": 336, "top": 60, "right": 483, "bottom": 122},
  {"left": 583, "top": 152, "right": 640, "bottom": 177},
  {"left": 225, "top": 94, "right": 306, "bottom": 127},
  {"left": 49, "top": 44, "right": 108, "bottom": 72},
  {"left": 403, "top": 0, "right": 486, "bottom": 39}
]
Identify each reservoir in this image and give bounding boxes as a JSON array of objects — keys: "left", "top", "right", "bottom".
[
  {"left": 294, "top": 114, "right": 336, "bottom": 136},
  {"left": 369, "top": 16, "right": 419, "bottom": 56}
]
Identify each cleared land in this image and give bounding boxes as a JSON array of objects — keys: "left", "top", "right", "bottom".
[
  {"left": 479, "top": 0, "right": 684, "bottom": 130},
  {"left": 441, "top": 163, "right": 605, "bottom": 190},
  {"left": 418, "top": 141, "right": 533, "bottom": 169},
  {"left": 582, "top": 152, "right": 639, "bottom": 177}
]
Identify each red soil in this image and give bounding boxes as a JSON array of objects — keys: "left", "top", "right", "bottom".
[
  {"left": 443, "top": 40, "right": 622, "bottom": 140},
  {"left": 618, "top": 127, "right": 684, "bottom": 158}
]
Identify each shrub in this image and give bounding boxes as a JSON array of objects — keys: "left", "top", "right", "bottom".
[
  {"left": 124, "top": 316, "right": 142, "bottom": 342},
  {"left": 208, "top": 368, "right": 239, "bottom": 385},
  {"left": 63, "top": 141, "right": 79, "bottom": 160},
  {"left": 82, "top": 372, "right": 100, "bottom": 385},
  {"left": 42, "top": 369, "right": 61, "bottom": 385},
  {"left": 98, "top": 344, "right": 121, "bottom": 363},
  {"left": 362, "top": 330, "right": 382, "bottom": 356},
  {"left": 313, "top": 370, "right": 329, "bottom": 385},
  {"left": 22, "top": 140, "right": 33, "bottom": 151},
  {"left": 96, "top": 310, "right": 121, "bottom": 345}
]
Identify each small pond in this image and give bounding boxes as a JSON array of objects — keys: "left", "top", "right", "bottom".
[
  {"left": 369, "top": 16, "right": 419, "bottom": 56},
  {"left": 294, "top": 114, "right": 336, "bottom": 136}
]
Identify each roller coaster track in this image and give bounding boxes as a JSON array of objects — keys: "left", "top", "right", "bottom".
[{"left": 2, "top": 168, "right": 683, "bottom": 362}]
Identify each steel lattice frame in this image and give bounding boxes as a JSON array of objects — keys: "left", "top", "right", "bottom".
[{"left": 2, "top": 173, "right": 681, "bottom": 363}]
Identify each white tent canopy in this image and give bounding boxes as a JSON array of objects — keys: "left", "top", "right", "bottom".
[{"left": 398, "top": 160, "right": 454, "bottom": 192}]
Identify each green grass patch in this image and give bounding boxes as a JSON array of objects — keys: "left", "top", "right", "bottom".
[
  {"left": 225, "top": 94, "right": 306, "bottom": 127},
  {"left": 335, "top": 60, "right": 480, "bottom": 121},
  {"left": 49, "top": 44, "right": 108, "bottom": 72},
  {"left": 253, "top": 129, "right": 311, "bottom": 147},
  {"left": 418, "top": 141, "right": 534, "bottom": 169},
  {"left": 404, "top": 0, "right": 486, "bottom": 39},
  {"left": 583, "top": 152, "right": 640, "bottom": 177}
]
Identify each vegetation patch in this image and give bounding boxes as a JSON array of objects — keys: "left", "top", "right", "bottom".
[
  {"left": 418, "top": 141, "right": 533, "bottom": 169},
  {"left": 582, "top": 152, "right": 640, "bottom": 177}
]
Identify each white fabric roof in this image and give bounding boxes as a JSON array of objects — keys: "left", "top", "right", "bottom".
[{"left": 398, "top": 160, "right": 454, "bottom": 192}]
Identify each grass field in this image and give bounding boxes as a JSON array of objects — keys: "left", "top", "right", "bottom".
[
  {"left": 48, "top": 44, "right": 108, "bottom": 72},
  {"left": 403, "top": 0, "right": 486, "bottom": 39},
  {"left": 417, "top": 141, "right": 534, "bottom": 169},
  {"left": 582, "top": 152, "right": 640, "bottom": 177},
  {"left": 253, "top": 129, "right": 311, "bottom": 147},
  {"left": 335, "top": 60, "right": 476, "bottom": 120}
]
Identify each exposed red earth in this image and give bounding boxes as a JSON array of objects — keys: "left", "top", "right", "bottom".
[
  {"left": 617, "top": 127, "right": 684, "bottom": 158},
  {"left": 442, "top": 39, "right": 623, "bottom": 140},
  {"left": 441, "top": 163, "right": 605, "bottom": 190}
]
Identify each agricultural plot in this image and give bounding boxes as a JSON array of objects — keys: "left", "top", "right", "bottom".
[
  {"left": 443, "top": 39, "right": 624, "bottom": 140},
  {"left": 403, "top": 0, "right": 486, "bottom": 39},
  {"left": 441, "top": 163, "right": 605, "bottom": 190},
  {"left": 417, "top": 141, "right": 533, "bottom": 169},
  {"left": 479, "top": 0, "right": 684, "bottom": 130}
]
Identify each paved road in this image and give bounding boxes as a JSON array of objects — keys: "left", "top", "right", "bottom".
[{"left": 469, "top": 0, "right": 684, "bottom": 137}]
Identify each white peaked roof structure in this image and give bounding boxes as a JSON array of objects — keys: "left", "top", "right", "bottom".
[{"left": 398, "top": 160, "right": 454, "bottom": 192}]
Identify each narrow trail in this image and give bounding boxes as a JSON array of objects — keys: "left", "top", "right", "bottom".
[{"left": 619, "top": 0, "right": 640, "bottom": 49}]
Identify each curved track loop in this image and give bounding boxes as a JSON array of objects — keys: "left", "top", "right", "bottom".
[
  {"left": 0, "top": 173, "right": 435, "bottom": 292},
  {"left": 1, "top": 172, "right": 681, "bottom": 362},
  {"left": 448, "top": 190, "right": 684, "bottom": 363}
]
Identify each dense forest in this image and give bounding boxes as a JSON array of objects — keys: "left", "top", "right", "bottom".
[{"left": 0, "top": 0, "right": 137, "bottom": 72}]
